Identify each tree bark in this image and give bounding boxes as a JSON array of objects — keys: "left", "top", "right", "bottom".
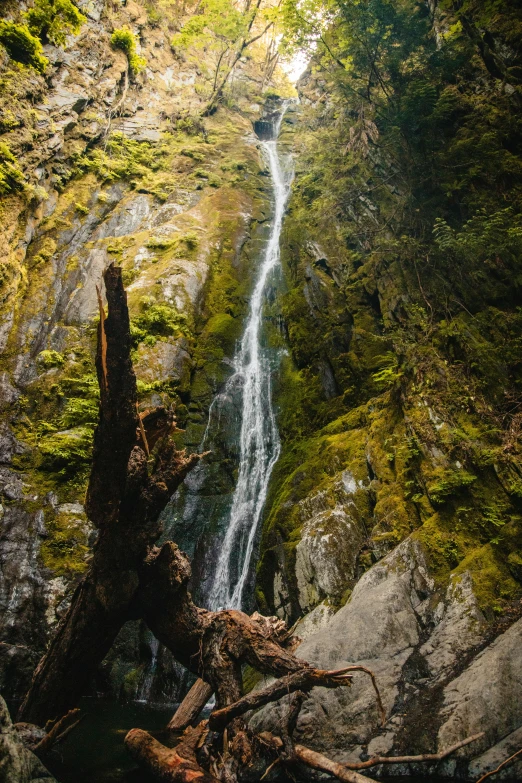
[
  {"left": 18, "top": 264, "right": 201, "bottom": 726},
  {"left": 126, "top": 723, "right": 218, "bottom": 783},
  {"left": 168, "top": 679, "right": 214, "bottom": 732}
]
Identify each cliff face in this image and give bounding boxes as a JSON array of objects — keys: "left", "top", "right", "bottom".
[
  {"left": 254, "top": 0, "right": 522, "bottom": 775},
  {"left": 0, "top": 0, "right": 289, "bottom": 704}
]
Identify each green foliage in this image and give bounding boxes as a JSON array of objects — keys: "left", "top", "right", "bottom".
[
  {"left": 25, "top": 0, "right": 86, "bottom": 47},
  {"left": 433, "top": 208, "right": 522, "bottom": 268},
  {"left": 60, "top": 396, "right": 99, "bottom": 428},
  {"left": 39, "top": 425, "right": 94, "bottom": 478},
  {"left": 427, "top": 467, "right": 478, "bottom": 505},
  {"left": 171, "top": 0, "right": 246, "bottom": 54},
  {"left": 37, "top": 350, "right": 65, "bottom": 369},
  {"left": 0, "top": 141, "right": 27, "bottom": 195},
  {"left": 131, "top": 299, "right": 190, "bottom": 347},
  {"left": 0, "top": 21, "right": 48, "bottom": 72},
  {"left": 111, "top": 27, "right": 146, "bottom": 74},
  {"left": 171, "top": 0, "right": 266, "bottom": 104}
]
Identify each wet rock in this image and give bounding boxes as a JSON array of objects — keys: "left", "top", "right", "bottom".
[
  {"left": 294, "top": 472, "right": 368, "bottom": 611},
  {"left": 251, "top": 537, "right": 518, "bottom": 781},
  {"left": 438, "top": 618, "right": 522, "bottom": 777},
  {"left": 0, "top": 506, "right": 57, "bottom": 702},
  {"left": 0, "top": 696, "right": 55, "bottom": 783}
]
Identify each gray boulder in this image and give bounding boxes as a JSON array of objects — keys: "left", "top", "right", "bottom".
[
  {"left": 0, "top": 696, "right": 55, "bottom": 783},
  {"left": 250, "top": 537, "right": 522, "bottom": 780}
]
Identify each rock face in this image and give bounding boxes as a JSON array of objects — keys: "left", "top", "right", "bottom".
[
  {"left": 0, "top": 696, "right": 55, "bottom": 783},
  {"left": 251, "top": 537, "right": 522, "bottom": 781}
]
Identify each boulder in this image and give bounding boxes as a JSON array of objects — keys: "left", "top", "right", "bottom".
[
  {"left": 251, "top": 536, "right": 522, "bottom": 780},
  {"left": 0, "top": 696, "right": 55, "bottom": 783}
]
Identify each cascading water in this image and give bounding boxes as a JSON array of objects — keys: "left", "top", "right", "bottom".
[
  {"left": 206, "top": 107, "right": 292, "bottom": 611},
  {"left": 133, "top": 104, "right": 292, "bottom": 704}
]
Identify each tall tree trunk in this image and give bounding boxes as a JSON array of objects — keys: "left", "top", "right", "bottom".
[{"left": 18, "top": 264, "right": 306, "bottom": 727}]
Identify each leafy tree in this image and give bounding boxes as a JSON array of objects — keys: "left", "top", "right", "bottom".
[
  {"left": 25, "top": 0, "right": 86, "bottom": 47},
  {"left": 172, "top": 0, "right": 273, "bottom": 113}
]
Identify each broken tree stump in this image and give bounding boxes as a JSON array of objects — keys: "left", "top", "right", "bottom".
[{"left": 168, "top": 679, "right": 214, "bottom": 732}]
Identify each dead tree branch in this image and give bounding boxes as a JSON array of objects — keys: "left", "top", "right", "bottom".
[
  {"left": 342, "top": 731, "right": 485, "bottom": 770},
  {"left": 33, "top": 709, "right": 82, "bottom": 755},
  {"left": 168, "top": 679, "right": 214, "bottom": 731},
  {"left": 475, "top": 747, "right": 522, "bottom": 783},
  {"left": 209, "top": 665, "right": 385, "bottom": 731}
]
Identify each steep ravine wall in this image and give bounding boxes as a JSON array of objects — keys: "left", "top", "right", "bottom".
[
  {"left": 0, "top": 0, "right": 290, "bottom": 706},
  {"left": 253, "top": 59, "right": 522, "bottom": 780}
]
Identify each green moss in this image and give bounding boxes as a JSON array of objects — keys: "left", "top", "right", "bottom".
[
  {"left": 121, "top": 667, "right": 141, "bottom": 699},
  {"left": 131, "top": 300, "right": 191, "bottom": 347},
  {"left": 0, "top": 141, "right": 27, "bottom": 195},
  {"left": 0, "top": 21, "right": 48, "bottom": 72},
  {"left": 110, "top": 27, "right": 146, "bottom": 74},
  {"left": 454, "top": 544, "right": 519, "bottom": 614},
  {"left": 242, "top": 665, "right": 263, "bottom": 694},
  {"left": 39, "top": 505, "right": 90, "bottom": 577},
  {"left": 37, "top": 350, "right": 65, "bottom": 369}
]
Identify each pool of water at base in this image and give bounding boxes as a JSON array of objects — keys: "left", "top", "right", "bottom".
[{"left": 45, "top": 698, "right": 457, "bottom": 783}]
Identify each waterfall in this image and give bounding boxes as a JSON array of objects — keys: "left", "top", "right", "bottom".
[
  {"left": 136, "top": 637, "right": 159, "bottom": 703},
  {"left": 207, "top": 107, "right": 292, "bottom": 611}
]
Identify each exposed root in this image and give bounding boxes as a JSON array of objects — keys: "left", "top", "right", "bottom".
[
  {"left": 208, "top": 666, "right": 364, "bottom": 731},
  {"left": 126, "top": 726, "right": 218, "bottom": 783}
]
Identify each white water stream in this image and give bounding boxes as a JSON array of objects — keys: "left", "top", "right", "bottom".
[{"left": 207, "top": 109, "right": 292, "bottom": 611}]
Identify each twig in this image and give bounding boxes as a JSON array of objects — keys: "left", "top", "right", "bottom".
[
  {"left": 475, "top": 747, "right": 522, "bottom": 783},
  {"left": 343, "top": 732, "right": 484, "bottom": 770},
  {"left": 260, "top": 758, "right": 280, "bottom": 780},
  {"left": 34, "top": 709, "right": 82, "bottom": 755}
]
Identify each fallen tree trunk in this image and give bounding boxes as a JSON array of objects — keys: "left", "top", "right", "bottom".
[{"left": 126, "top": 723, "right": 218, "bottom": 783}]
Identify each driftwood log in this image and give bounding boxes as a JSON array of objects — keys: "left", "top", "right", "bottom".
[{"left": 126, "top": 723, "right": 218, "bottom": 783}]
